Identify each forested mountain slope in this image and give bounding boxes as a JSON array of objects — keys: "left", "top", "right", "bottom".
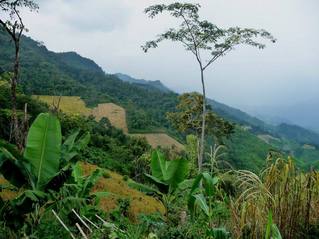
[
  {"left": 0, "top": 30, "right": 178, "bottom": 132},
  {"left": 115, "top": 73, "right": 171, "bottom": 93},
  {"left": 0, "top": 30, "right": 318, "bottom": 170}
]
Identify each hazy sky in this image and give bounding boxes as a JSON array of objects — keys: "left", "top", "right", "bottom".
[{"left": 21, "top": 0, "right": 319, "bottom": 128}]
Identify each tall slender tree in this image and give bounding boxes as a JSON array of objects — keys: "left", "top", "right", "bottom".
[
  {"left": 142, "top": 2, "right": 275, "bottom": 171},
  {"left": 0, "top": 0, "right": 38, "bottom": 150}
]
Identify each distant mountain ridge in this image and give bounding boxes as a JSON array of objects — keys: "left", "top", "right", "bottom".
[
  {"left": 115, "top": 73, "right": 171, "bottom": 93},
  {"left": 57, "top": 52, "right": 104, "bottom": 73}
]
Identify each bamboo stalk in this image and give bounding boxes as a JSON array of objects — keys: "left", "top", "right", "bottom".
[
  {"left": 83, "top": 215, "right": 99, "bottom": 229},
  {"left": 76, "top": 223, "right": 88, "bottom": 239},
  {"left": 72, "top": 209, "right": 92, "bottom": 233},
  {"left": 95, "top": 214, "right": 107, "bottom": 225},
  {"left": 52, "top": 209, "right": 76, "bottom": 239}
]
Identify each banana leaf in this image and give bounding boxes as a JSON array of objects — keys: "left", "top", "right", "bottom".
[
  {"left": 61, "top": 130, "right": 90, "bottom": 163},
  {"left": 149, "top": 150, "right": 189, "bottom": 192},
  {"left": 24, "top": 113, "right": 62, "bottom": 189}
]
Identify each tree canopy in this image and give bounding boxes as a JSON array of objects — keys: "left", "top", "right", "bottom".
[
  {"left": 167, "top": 92, "right": 234, "bottom": 143},
  {"left": 142, "top": 2, "right": 276, "bottom": 70}
]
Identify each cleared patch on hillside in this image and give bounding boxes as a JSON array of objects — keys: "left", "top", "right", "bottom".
[
  {"left": 302, "top": 144, "right": 316, "bottom": 150},
  {"left": 80, "top": 162, "right": 165, "bottom": 221},
  {"left": 33, "top": 95, "right": 91, "bottom": 115},
  {"left": 132, "top": 133, "right": 184, "bottom": 152},
  {"left": 258, "top": 134, "right": 280, "bottom": 144},
  {"left": 33, "top": 95, "right": 183, "bottom": 150},
  {"left": 91, "top": 103, "right": 128, "bottom": 133}
]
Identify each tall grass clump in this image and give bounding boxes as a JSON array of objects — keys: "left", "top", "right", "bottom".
[{"left": 230, "top": 157, "right": 319, "bottom": 238}]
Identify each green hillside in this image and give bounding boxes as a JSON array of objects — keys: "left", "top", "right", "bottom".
[{"left": 0, "top": 30, "right": 318, "bottom": 171}]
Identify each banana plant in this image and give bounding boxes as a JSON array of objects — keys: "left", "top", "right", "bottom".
[
  {"left": 188, "top": 172, "right": 219, "bottom": 219},
  {"left": 24, "top": 113, "right": 62, "bottom": 190},
  {"left": 145, "top": 150, "right": 189, "bottom": 194},
  {"left": 128, "top": 150, "right": 189, "bottom": 209},
  {"left": 188, "top": 172, "right": 230, "bottom": 238},
  {"left": 48, "top": 162, "right": 105, "bottom": 214},
  {"left": 61, "top": 129, "right": 90, "bottom": 165},
  {"left": 0, "top": 113, "right": 90, "bottom": 217}
]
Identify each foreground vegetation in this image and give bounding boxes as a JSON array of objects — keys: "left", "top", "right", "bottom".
[
  {"left": 1, "top": 1, "right": 319, "bottom": 238},
  {"left": 0, "top": 82, "right": 318, "bottom": 238},
  {"left": 1, "top": 109, "right": 318, "bottom": 238}
]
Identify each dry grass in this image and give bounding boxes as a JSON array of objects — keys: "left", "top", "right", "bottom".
[
  {"left": 230, "top": 158, "right": 319, "bottom": 238},
  {"left": 132, "top": 133, "right": 184, "bottom": 152},
  {"left": 0, "top": 162, "right": 165, "bottom": 222},
  {"left": 0, "top": 176, "right": 20, "bottom": 201},
  {"left": 33, "top": 95, "right": 91, "bottom": 115},
  {"left": 91, "top": 103, "right": 128, "bottom": 133},
  {"left": 80, "top": 162, "right": 165, "bottom": 221}
]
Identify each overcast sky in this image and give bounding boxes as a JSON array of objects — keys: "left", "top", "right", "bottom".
[{"left": 21, "top": 0, "right": 319, "bottom": 128}]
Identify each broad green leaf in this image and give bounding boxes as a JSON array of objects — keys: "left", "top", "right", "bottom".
[
  {"left": 148, "top": 150, "right": 189, "bottom": 193},
  {"left": 271, "top": 224, "right": 282, "bottom": 239},
  {"left": 150, "top": 150, "right": 166, "bottom": 180},
  {"left": 166, "top": 158, "right": 189, "bottom": 190},
  {"left": 189, "top": 173, "right": 203, "bottom": 195},
  {"left": 202, "top": 172, "right": 219, "bottom": 197},
  {"left": 61, "top": 131, "right": 90, "bottom": 163},
  {"left": 23, "top": 190, "right": 46, "bottom": 201},
  {"left": 72, "top": 162, "right": 83, "bottom": 184},
  {"left": 194, "top": 194, "right": 210, "bottom": 216},
  {"left": 75, "top": 132, "right": 90, "bottom": 151},
  {"left": 145, "top": 173, "right": 168, "bottom": 186},
  {"left": 63, "top": 130, "right": 79, "bottom": 152},
  {"left": 188, "top": 194, "right": 197, "bottom": 216},
  {"left": 127, "top": 179, "right": 161, "bottom": 195},
  {"left": 178, "top": 178, "right": 194, "bottom": 191},
  {"left": 188, "top": 174, "right": 203, "bottom": 216},
  {"left": 24, "top": 113, "right": 62, "bottom": 189}
]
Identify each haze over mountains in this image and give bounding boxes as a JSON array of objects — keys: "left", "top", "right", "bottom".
[
  {"left": 116, "top": 71, "right": 319, "bottom": 137},
  {"left": 247, "top": 103, "right": 319, "bottom": 134}
]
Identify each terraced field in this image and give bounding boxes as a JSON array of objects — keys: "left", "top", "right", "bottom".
[
  {"left": 132, "top": 133, "right": 184, "bottom": 152},
  {"left": 35, "top": 95, "right": 184, "bottom": 151},
  {"left": 92, "top": 103, "right": 128, "bottom": 134},
  {"left": 33, "top": 95, "right": 91, "bottom": 115}
]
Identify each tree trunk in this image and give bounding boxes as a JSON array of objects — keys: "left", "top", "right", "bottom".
[
  {"left": 198, "top": 68, "right": 206, "bottom": 172},
  {"left": 11, "top": 39, "right": 22, "bottom": 150}
]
